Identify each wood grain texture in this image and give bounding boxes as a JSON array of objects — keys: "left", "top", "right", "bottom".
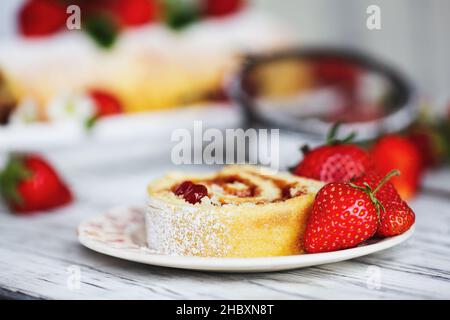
[{"left": 0, "top": 162, "right": 449, "bottom": 300}]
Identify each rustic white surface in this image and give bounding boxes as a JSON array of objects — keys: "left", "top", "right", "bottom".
[{"left": 0, "top": 152, "right": 449, "bottom": 300}]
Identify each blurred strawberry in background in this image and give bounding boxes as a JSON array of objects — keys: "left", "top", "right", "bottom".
[
  {"left": 17, "top": 0, "right": 246, "bottom": 45},
  {"left": 19, "top": 0, "right": 67, "bottom": 36},
  {"left": 371, "top": 135, "right": 423, "bottom": 200},
  {"left": 204, "top": 0, "right": 245, "bottom": 17},
  {"left": 405, "top": 102, "right": 450, "bottom": 170},
  {"left": 313, "top": 58, "right": 361, "bottom": 93},
  {"left": 0, "top": 154, "right": 73, "bottom": 214},
  {"left": 89, "top": 89, "right": 123, "bottom": 118},
  {"left": 85, "top": 89, "right": 124, "bottom": 128},
  {"left": 111, "top": 0, "right": 158, "bottom": 27},
  {"left": 19, "top": 0, "right": 159, "bottom": 41},
  {"left": 408, "top": 124, "right": 447, "bottom": 169}
]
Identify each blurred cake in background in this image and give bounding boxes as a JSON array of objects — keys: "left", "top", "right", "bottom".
[
  {"left": 0, "top": 71, "right": 17, "bottom": 124},
  {"left": 0, "top": 0, "right": 294, "bottom": 125}
]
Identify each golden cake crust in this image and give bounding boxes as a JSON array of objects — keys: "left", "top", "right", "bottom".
[{"left": 146, "top": 165, "right": 323, "bottom": 257}]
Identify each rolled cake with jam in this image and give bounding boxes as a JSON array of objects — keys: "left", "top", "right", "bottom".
[{"left": 146, "top": 165, "right": 323, "bottom": 258}]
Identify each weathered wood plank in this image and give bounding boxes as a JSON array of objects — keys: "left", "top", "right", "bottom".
[{"left": 0, "top": 165, "right": 449, "bottom": 299}]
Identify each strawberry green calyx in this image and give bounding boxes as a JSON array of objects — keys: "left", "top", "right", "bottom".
[
  {"left": 0, "top": 154, "right": 31, "bottom": 205},
  {"left": 83, "top": 14, "right": 119, "bottom": 48},
  {"left": 298, "top": 122, "right": 356, "bottom": 158},
  {"left": 349, "top": 169, "right": 401, "bottom": 219},
  {"left": 326, "top": 122, "right": 357, "bottom": 146},
  {"left": 165, "top": 0, "right": 199, "bottom": 30}
]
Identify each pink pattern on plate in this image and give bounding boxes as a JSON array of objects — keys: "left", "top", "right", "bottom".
[{"left": 78, "top": 207, "right": 148, "bottom": 251}]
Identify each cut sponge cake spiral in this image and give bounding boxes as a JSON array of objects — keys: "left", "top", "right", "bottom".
[{"left": 146, "top": 165, "right": 324, "bottom": 258}]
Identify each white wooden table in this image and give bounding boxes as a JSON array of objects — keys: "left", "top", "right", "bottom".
[{"left": 0, "top": 150, "right": 449, "bottom": 300}]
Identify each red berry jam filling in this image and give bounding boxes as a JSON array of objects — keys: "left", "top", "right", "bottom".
[
  {"left": 173, "top": 181, "right": 208, "bottom": 204},
  {"left": 173, "top": 181, "right": 194, "bottom": 196}
]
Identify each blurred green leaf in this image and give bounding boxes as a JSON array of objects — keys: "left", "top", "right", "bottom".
[
  {"left": 83, "top": 14, "right": 119, "bottom": 48},
  {"left": 165, "top": 0, "right": 199, "bottom": 31}
]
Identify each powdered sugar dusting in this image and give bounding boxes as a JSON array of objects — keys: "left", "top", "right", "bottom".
[{"left": 146, "top": 198, "right": 231, "bottom": 257}]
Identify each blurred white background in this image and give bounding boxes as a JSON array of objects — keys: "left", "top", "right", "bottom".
[
  {"left": 254, "top": 0, "right": 450, "bottom": 114},
  {"left": 1, "top": 0, "right": 449, "bottom": 112}
]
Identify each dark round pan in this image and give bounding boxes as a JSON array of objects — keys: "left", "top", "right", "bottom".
[{"left": 228, "top": 47, "right": 418, "bottom": 141}]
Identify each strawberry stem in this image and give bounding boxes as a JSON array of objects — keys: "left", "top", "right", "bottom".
[
  {"left": 326, "top": 122, "right": 340, "bottom": 144},
  {"left": 326, "top": 122, "right": 357, "bottom": 145},
  {"left": 372, "top": 169, "right": 401, "bottom": 195},
  {"left": 349, "top": 173, "right": 395, "bottom": 223},
  {"left": 340, "top": 132, "right": 357, "bottom": 144}
]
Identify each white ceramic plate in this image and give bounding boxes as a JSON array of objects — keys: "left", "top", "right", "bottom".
[{"left": 78, "top": 206, "right": 414, "bottom": 273}]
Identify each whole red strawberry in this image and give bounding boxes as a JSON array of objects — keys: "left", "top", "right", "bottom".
[
  {"left": 377, "top": 200, "right": 415, "bottom": 237},
  {"left": 204, "top": 0, "right": 245, "bottom": 17},
  {"left": 19, "top": 0, "right": 67, "bottom": 37},
  {"left": 371, "top": 135, "right": 422, "bottom": 200},
  {"left": 353, "top": 170, "right": 415, "bottom": 237},
  {"left": 0, "top": 154, "right": 73, "bottom": 213},
  {"left": 304, "top": 182, "right": 379, "bottom": 253},
  {"left": 408, "top": 124, "right": 447, "bottom": 169},
  {"left": 89, "top": 89, "right": 123, "bottom": 117},
  {"left": 304, "top": 170, "right": 407, "bottom": 253},
  {"left": 293, "top": 123, "right": 373, "bottom": 183}
]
